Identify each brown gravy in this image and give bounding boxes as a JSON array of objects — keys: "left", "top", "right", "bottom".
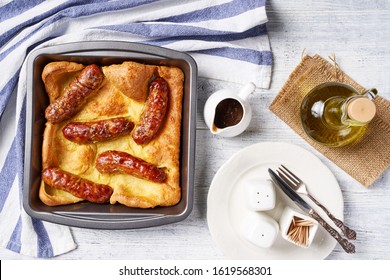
[{"left": 213, "top": 98, "right": 244, "bottom": 129}]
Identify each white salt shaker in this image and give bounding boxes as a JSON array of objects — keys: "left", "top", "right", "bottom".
[
  {"left": 241, "top": 211, "right": 279, "bottom": 249},
  {"left": 243, "top": 178, "right": 276, "bottom": 211}
]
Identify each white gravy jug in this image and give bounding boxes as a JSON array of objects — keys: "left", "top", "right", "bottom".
[{"left": 203, "top": 83, "right": 255, "bottom": 137}]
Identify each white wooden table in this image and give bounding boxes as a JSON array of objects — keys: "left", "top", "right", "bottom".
[{"left": 1, "top": 0, "right": 389, "bottom": 260}]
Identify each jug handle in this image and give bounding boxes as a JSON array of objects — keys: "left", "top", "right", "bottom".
[
  {"left": 238, "top": 82, "right": 256, "bottom": 100},
  {"left": 363, "top": 88, "right": 378, "bottom": 99}
]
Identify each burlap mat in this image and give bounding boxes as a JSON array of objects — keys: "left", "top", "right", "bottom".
[{"left": 269, "top": 54, "right": 390, "bottom": 187}]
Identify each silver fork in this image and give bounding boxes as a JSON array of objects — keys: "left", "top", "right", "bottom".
[{"left": 277, "top": 165, "right": 357, "bottom": 240}]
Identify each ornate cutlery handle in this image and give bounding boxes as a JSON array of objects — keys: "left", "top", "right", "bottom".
[
  {"left": 309, "top": 210, "right": 356, "bottom": 254},
  {"left": 308, "top": 194, "right": 357, "bottom": 240}
]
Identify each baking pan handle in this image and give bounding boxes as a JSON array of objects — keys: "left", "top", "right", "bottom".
[{"left": 48, "top": 212, "right": 176, "bottom": 229}]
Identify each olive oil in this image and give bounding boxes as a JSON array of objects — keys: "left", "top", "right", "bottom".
[{"left": 300, "top": 83, "right": 377, "bottom": 147}]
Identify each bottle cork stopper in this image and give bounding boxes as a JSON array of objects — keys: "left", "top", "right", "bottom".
[{"left": 347, "top": 97, "right": 376, "bottom": 123}]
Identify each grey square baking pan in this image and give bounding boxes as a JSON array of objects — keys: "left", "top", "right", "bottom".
[{"left": 23, "top": 41, "right": 197, "bottom": 229}]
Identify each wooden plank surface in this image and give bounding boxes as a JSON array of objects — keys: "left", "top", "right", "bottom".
[{"left": 1, "top": 0, "right": 389, "bottom": 260}]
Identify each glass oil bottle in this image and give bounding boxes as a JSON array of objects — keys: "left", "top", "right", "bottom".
[{"left": 300, "top": 82, "right": 377, "bottom": 147}]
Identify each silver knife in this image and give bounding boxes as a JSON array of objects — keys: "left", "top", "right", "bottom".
[{"left": 268, "top": 168, "right": 355, "bottom": 254}]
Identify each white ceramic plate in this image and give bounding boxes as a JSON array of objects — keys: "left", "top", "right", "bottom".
[{"left": 207, "top": 142, "right": 343, "bottom": 259}]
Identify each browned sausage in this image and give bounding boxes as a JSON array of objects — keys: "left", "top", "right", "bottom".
[
  {"left": 45, "top": 64, "right": 104, "bottom": 123},
  {"left": 41, "top": 167, "right": 113, "bottom": 203},
  {"left": 96, "top": 150, "right": 167, "bottom": 183},
  {"left": 132, "top": 77, "right": 169, "bottom": 145},
  {"left": 62, "top": 117, "right": 134, "bottom": 144}
]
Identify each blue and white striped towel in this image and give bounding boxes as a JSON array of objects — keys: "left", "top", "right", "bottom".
[{"left": 0, "top": 0, "right": 272, "bottom": 258}]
